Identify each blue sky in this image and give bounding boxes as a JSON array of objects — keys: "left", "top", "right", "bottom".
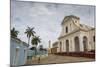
[{"left": 11, "top": 0, "right": 95, "bottom": 48}]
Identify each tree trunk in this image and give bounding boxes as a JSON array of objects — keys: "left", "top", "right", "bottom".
[
  {"left": 35, "top": 47, "right": 37, "bottom": 55},
  {"left": 28, "top": 37, "right": 30, "bottom": 46},
  {"left": 34, "top": 45, "right": 37, "bottom": 57}
]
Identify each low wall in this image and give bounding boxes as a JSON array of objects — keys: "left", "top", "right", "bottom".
[
  {"left": 54, "top": 51, "right": 95, "bottom": 58},
  {"left": 36, "top": 54, "right": 48, "bottom": 58}
]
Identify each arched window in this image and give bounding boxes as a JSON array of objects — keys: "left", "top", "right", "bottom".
[
  {"left": 74, "top": 36, "right": 80, "bottom": 52},
  {"left": 66, "top": 26, "right": 68, "bottom": 33},
  {"left": 93, "top": 36, "right": 95, "bottom": 42},
  {"left": 83, "top": 36, "right": 88, "bottom": 51},
  {"left": 66, "top": 40, "right": 69, "bottom": 52}
]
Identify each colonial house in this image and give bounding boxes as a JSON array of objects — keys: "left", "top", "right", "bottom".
[
  {"left": 56, "top": 15, "right": 95, "bottom": 53},
  {"left": 51, "top": 41, "right": 58, "bottom": 54},
  {"left": 10, "top": 37, "right": 28, "bottom": 66}
]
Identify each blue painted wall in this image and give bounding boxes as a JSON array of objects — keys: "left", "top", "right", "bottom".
[
  {"left": 10, "top": 38, "right": 48, "bottom": 66},
  {"left": 10, "top": 38, "right": 28, "bottom": 66}
]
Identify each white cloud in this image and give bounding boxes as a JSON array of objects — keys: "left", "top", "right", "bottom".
[{"left": 11, "top": 0, "right": 95, "bottom": 48}]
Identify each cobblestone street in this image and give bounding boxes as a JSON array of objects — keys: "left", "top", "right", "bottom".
[{"left": 26, "top": 54, "right": 95, "bottom": 65}]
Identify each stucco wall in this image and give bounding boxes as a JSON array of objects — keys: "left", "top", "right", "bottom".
[
  {"left": 58, "top": 31, "right": 82, "bottom": 52},
  {"left": 10, "top": 38, "right": 28, "bottom": 66},
  {"left": 57, "top": 30, "right": 95, "bottom": 53},
  {"left": 80, "top": 30, "right": 95, "bottom": 51},
  {"left": 88, "top": 29, "right": 95, "bottom": 50},
  {"left": 60, "top": 18, "right": 80, "bottom": 36},
  {"left": 57, "top": 16, "right": 95, "bottom": 53}
]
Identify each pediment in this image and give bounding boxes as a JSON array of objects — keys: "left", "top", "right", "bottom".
[{"left": 61, "top": 15, "right": 80, "bottom": 25}]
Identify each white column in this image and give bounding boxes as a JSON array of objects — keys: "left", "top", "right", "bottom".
[
  {"left": 79, "top": 35, "right": 84, "bottom": 52},
  {"left": 58, "top": 42, "right": 60, "bottom": 52},
  {"left": 71, "top": 37, "right": 75, "bottom": 52},
  {"left": 15, "top": 47, "right": 20, "bottom": 66},
  {"left": 69, "top": 38, "right": 74, "bottom": 52}
]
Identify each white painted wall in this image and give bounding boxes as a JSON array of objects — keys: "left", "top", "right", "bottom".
[{"left": 57, "top": 16, "right": 95, "bottom": 53}]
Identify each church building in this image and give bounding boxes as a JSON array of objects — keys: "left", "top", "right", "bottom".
[{"left": 56, "top": 15, "right": 95, "bottom": 53}]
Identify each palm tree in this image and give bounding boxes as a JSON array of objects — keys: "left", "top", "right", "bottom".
[
  {"left": 25, "top": 27, "right": 36, "bottom": 46},
  {"left": 31, "top": 36, "right": 41, "bottom": 55},
  {"left": 11, "top": 27, "right": 19, "bottom": 38}
]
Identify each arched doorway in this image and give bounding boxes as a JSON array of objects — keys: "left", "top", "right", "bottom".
[
  {"left": 66, "top": 40, "right": 69, "bottom": 52},
  {"left": 93, "top": 36, "right": 95, "bottom": 42},
  {"left": 83, "top": 36, "right": 88, "bottom": 52},
  {"left": 74, "top": 36, "right": 80, "bottom": 52}
]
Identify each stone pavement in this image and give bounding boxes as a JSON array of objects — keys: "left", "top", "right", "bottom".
[{"left": 26, "top": 54, "right": 95, "bottom": 65}]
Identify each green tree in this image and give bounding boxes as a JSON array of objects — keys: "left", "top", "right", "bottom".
[
  {"left": 25, "top": 27, "right": 36, "bottom": 46},
  {"left": 31, "top": 36, "right": 41, "bottom": 55},
  {"left": 11, "top": 27, "right": 19, "bottom": 38}
]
